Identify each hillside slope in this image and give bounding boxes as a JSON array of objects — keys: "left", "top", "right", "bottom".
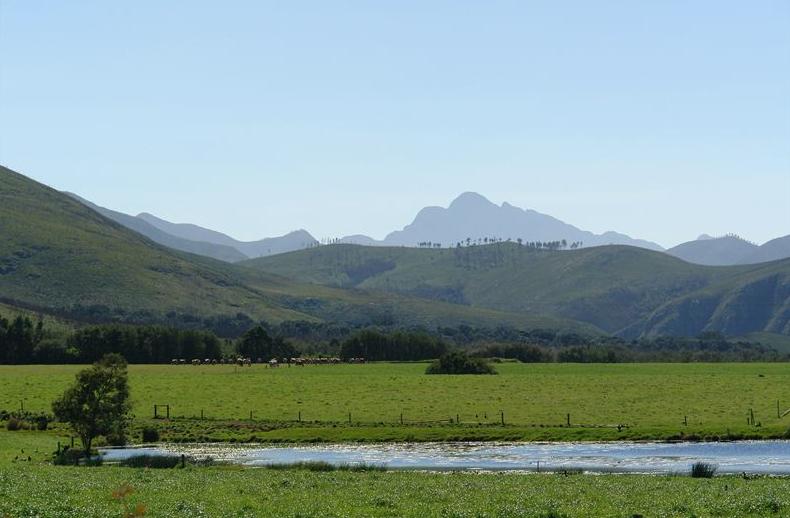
[
  {"left": 137, "top": 213, "right": 317, "bottom": 259},
  {"left": 667, "top": 235, "right": 758, "bottom": 265},
  {"left": 244, "top": 243, "right": 790, "bottom": 337},
  {"left": 741, "top": 235, "right": 790, "bottom": 265},
  {"left": 667, "top": 234, "right": 790, "bottom": 266},
  {"left": 66, "top": 193, "right": 248, "bottom": 262},
  {"left": 0, "top": 166, "right": 583, "bottom": 332}
]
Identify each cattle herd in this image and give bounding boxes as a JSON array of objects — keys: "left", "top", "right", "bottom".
[{"left": 170, "top": 357, "right": 366, "bottom": 367}]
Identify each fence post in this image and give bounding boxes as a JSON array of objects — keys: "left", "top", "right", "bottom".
[
  {"left": 154, "top": 405, "right": 157, "bottom": 419},
  {"left": 348, "top": 412, "right": 351, "bottom": 425},
  {"left": 456, "top": 414, "right": 459, "bottom": 425},
  {"left": 298, "top": 411, "right": 301, "bottom": 422},
  {"left": 250, "top": 410, "right": 253, "bottom": 420},
  {"left": 166, "top": 405, "right": 170, "bottom": 419},
  {"left": 201, "top": 409, "right": 204, "bottom": 420},
  {"left": 566, "top": 413, "right": 571, "bottom": 427},
  {"left": 778, "top": 401, "right": 781, "bottom": 419},
  {"left": 400, "top": 412, "right": 403, "bottom": 425},
  {"left": 500, "top": 411, "right": 505, "bottom": 425},
  {"left": 684, "top": 415, "right": 687, "bottom": 426}
]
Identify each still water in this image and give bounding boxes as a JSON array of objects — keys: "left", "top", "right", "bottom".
[{"left": 100, "top": 441, "right": 790, "bottom": 474}]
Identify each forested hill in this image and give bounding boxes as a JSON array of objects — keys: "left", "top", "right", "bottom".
[
  {"left": 243, "top": 243, "right": 790, "bottom": 338},
  {"left": 0, "top": 165, "right": 586, "bottom": 332}
]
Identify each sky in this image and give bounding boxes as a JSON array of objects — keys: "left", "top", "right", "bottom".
[{"left": 1, "top": 1, "right": 788, "bottom": 248}]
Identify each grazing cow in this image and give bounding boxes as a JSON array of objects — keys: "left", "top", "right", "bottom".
[
  {"left": 179, "top": 359, "right": 186, "bottom": 365},
  {"left": 171, "top": 359, "right": 178, "bottom": 365},
  {"left": 268, "top": 359, "right": 279, "bottom": 368},
  {"left": 191, "top": 359, "right": 201, "bottom": 366}
]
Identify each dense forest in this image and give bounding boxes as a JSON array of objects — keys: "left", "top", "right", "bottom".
[{"left": 0, "top": 311, "right": 787, "bottom": 364}]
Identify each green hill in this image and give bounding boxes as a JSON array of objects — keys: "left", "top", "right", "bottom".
[
  {"left": 243, "top": 243, "right": 790, "bottom": 337},
  {"left": 0, "top": 166, "right": 585, "bottom": 332}
]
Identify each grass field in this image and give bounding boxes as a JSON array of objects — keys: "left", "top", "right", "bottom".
[
  {"left": 0, "top": 432, "right": 788, "bottom": 518},
  {"left": 2, "top": 362, "right": 789, "bottom": 442}
]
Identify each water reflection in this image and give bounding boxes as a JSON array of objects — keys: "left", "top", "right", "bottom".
[{"left": 100, "top": 440, "right": 790, "bottom": 474}]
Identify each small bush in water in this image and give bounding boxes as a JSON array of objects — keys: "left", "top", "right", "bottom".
[{"left": 690, "top": 462, "right": 717, "bottom": 478}]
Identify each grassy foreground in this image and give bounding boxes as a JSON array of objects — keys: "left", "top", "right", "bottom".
[
  {"left": 2, "top": 424, "right": 790, "bottom": 517},
  {"left": 2, "top": 363, "right": 789, "bottom": 442},
  {"left": 1, "top": 432, "right": 788, "bottom": 518},
  {"left": 2, "top": 463, "right": 789, "bottom": 517}
]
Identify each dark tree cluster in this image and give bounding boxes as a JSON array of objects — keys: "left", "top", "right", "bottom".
[
  {"left": 66, "top": 325, "right": 223, "bottom": 363},
  {"left": 339, "top": 329, "right": 448, "bottom": 361},
  {"left": 471, "top": 333, "right": 787, "bottom": 363},
  {"left": 236, "top": 325, "right": 299, "bottom": 361},
  {"left": 0, "top": 314, "right": 44, "bottom": 364}
]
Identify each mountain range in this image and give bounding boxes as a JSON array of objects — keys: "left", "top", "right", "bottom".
[
  {"left": 2, "top": 164, "right": 788, "bottom": 340},
  {"left": 66, "top": 190, "right": 788, "bottom": 267},
  {"left": 0, "top": 165, "right": 575, "bottom": 332}
]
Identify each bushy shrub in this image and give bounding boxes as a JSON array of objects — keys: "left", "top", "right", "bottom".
[
  {"left": 6, "top": 417, "right": 22, "bottom": 431},
  {"left": 35, "top": 416, "right": 49, "bottom": 431},
  {"left": 426, "top": 351, "right": 496, "bottom": 375},
  {"left": 142, "top": 426, "right": 160, "bottom": 443},
  {"left": 690, "top": 462, "right": 717, "bottom": 478}
]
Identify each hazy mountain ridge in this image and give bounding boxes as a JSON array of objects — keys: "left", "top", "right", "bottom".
[
  {"left": 137, "top": 213, "right": 318, "bottom": 258},
  {"left": 668, "top": 234, "right": 790, "bottom": 266},
  {"left": 64, "top": 195, "right": 319, "bottom": 262},
  {"left": 341, "top": 192, "right": 665, "bottom": 251},
  {"left": 68, "top": 191, "right": 788, "bottom": 266},
  {"left": 66, "top": 193, "right": 249, "bottom": 262}
]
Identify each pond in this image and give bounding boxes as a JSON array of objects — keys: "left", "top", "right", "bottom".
[{"left": 99, "top": 441, "right": 790, "bottom": 475}]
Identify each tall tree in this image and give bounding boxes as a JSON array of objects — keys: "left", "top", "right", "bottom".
[{"left": 52, "top": 354, "right": 131, "bottom": 455}]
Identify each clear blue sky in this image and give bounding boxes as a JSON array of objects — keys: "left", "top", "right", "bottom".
[{"left": 1, "top": 1, "right": 788, "bottom": 247}]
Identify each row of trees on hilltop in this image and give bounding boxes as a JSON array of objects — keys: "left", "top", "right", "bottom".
[
  {"left": 416, "top": 238, "right": 585, "bottom": 249},
  {"left": 453, "top": 238, "right": 583, "bottom": 249}
]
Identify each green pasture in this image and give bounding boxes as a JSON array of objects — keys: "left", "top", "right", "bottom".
[{"left": 2, "top": 363, "right": 789, "bottom": 442}]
